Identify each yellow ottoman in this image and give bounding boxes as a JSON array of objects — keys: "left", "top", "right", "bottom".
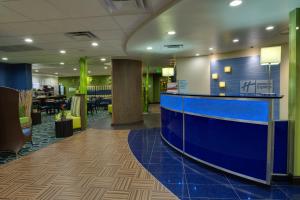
[{"left": 108, "top": 104, "right": 112, "bottom": 114}]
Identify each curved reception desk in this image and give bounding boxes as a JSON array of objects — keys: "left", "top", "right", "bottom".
[{"left": 160, "top": 93, "right": 285, "bottom": 185}]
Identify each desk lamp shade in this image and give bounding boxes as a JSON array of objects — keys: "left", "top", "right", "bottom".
[
  {"left": 260, "top": 46, "right": 281, "bottom": 65},
  {"left": 162, "top": 68, "right": 175, "bottom": 77}
]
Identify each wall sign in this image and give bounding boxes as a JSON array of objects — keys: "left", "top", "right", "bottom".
[
  {"left": 256, "top": 80, "right": 273, "bottom": 94},
  {"left": 178, "top": 80, "right": 188, "bottom": 93},
  {"left": 240, "top": 80, "right": 273, "bottom": 94},
  {"left": 240, "top": 80, "right": 256, "bottom": 94}
]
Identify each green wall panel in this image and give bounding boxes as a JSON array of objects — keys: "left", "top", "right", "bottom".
[{"left": 58, "top": 75, "right": 111, "bottom": 98}]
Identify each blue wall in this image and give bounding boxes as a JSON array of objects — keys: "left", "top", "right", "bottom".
[
  {"left": 0, "top": 62, "right": 32, "bottom": 90},
  {"left": 210, "top": 56, "right": 280, "bottom": 119}
]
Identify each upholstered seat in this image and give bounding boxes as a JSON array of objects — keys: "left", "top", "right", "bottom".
[{"left": 55, "top": 95, "right": 82, "bottom": 129}]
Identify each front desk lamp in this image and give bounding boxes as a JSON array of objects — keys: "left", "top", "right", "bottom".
[
  {"left": 260, "top": 46, "right": 281, "bottom": 94},
  {"left": 162, "top": 67, "right": 175, "bottom": 82}
]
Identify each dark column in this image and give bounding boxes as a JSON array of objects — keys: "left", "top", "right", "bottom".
[{"left": 111, "top": 59, "right": 143, "bottom": 125}]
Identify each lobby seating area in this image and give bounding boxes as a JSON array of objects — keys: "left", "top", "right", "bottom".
[{"left": 0, "top": 110, "right": 110, "bottom": 165}]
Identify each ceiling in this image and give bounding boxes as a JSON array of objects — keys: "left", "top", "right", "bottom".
[
  {"left": 126, "top": 0, "right": 300, "bottom": 63},
  {"left": 2, "top": 0, "right": 300, "bottom": 77},
  {"left": 0, "top": 0, "right": 174, "bottom": 76}
]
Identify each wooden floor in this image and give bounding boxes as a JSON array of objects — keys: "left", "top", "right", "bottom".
[{"left": 0, "top": 129, "right": 178, "bottom": 200}]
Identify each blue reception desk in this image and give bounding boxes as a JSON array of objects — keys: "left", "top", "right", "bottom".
[{"left": 160, "top": 93, "right": 286, "bottom": 185}]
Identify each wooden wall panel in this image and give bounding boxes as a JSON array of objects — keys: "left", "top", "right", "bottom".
[{"left": 112, "top": 59, "right": 143, "bottom": 125}]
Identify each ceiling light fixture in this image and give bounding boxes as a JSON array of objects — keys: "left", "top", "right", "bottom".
[
  {"left": 100, "top": 58, "right": 106, "bottom": 62},
  {"left": 168, "top": 31, "right": 176, "bottom": 35},
  {"left": 73, "top": 68, "right": 77, "bottom": 71},
  {"left": 60, "top": 50, "right": 66, "bottom": 54},
  {"left": 104, "top": 66, "right": 108, "bottom": 70},
  {"left": 266, "top": 26, "right": 274, "bottom": 31},
  {"left": 88, "top": 70, "right": 91, "bottom": 74},
  {"left": 54, "top": 72, "right": 58, "bottom": 75},
  {"left": 24, "top": 38, "right": 33, "bottom": 43},
  {"left": 60, "top": 62, "right": 64, "bottom": 65},
  {"left": 1, "top": 57, "right": 8, "bottom": 61},
  {"left": 91, "top": 42, "right": 98, "bottom": 47},
  {"left": 209, "top": 47, "right": 214, "bottom": 51},
  {"left": 195, "top": 53, "right": 200, "bottom": 56},
  {"left": 147, "top": 46, "right": 153, "bottom": 50},
  {"left": 35, "top": 69, "right": 39, "bottom": 73},
  {"left": 233, "top": 38, "right": 239, "bottom": 43},
  {"left": 229, "top": 0, "right": 242, "bottom": 7}
]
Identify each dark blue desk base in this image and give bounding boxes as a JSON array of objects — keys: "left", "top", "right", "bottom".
[{"left": 161, "top": 107, "right": 288, "bottom": 184}]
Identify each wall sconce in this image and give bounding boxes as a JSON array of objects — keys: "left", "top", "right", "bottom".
[
  {"left": 212, "top": 73, "right": 218, "bottom": 80},
  {"left": 224, "top": 66, "right": 232, "bottom": 73},
  {"left": 219, "top": 81, "right": 226, "bottom": 88}
]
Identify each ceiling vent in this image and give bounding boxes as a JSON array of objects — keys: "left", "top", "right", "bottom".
[
  {"left": 0, "top": 45, "right": 43, "bottom": 52},
  {"left": 104, "top": 0, "right": 148, "bottom": 14},
  {"left": 65, "top": 31, "right": 98, "bottom": 41},
  {"left": 164, "top": 44, "right": 184, "bottom": 49}
]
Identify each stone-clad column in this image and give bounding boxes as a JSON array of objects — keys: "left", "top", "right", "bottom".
[
  {"left": 79, "top": 57, "right": 88, "bottom": 129},
  {"left": 289, "top": 8, "right": 300, "bottom": 180}
]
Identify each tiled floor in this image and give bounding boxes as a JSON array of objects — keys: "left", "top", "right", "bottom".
[
  {"left": 0, "top": 128, "right": 178, "bottom": 199},
  {"left": 128, "top": 128, "right": 300, "bottom": 200}
]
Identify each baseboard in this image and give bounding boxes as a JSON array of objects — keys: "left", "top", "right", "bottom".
[
  {"left": 272, "top": 174, "right": 291, "bottom": 182},
  {"left": 111, "top": 120, "right": 144, "bottom": 126},
  {"left": 292, "top": 176, "right": 300, "bottom": 184}
]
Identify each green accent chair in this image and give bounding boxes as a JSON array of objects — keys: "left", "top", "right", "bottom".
[
  {"left": 19, "top": 106, "right": 32, "bottom": 143},
  {"left": 55, "top": 96, "right": 82, "bottom": 129}
]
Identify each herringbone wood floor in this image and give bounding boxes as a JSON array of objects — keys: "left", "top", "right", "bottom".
[{"left": 0, "top": 129, "right": 178, "bottom": 200}]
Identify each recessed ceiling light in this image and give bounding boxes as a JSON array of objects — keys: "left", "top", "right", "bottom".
[
  {"left": 209, "top": 47, "right": 214, "bottom": 51},
  {"left": 35, "top": 69, "right": 39, "bottom": 73},
  {"left": 60, "top": 50, "right": 66, "bottom": 54},
  {"left": 265, "top": 26, "right": 274, "bottom": 31},
  {"left": 91, "top": 42, "right": 98, "bottom": 47},
  {"left": 1, "top": 57, "right": 8, "bottom": 61},
  {"left": 104, "top": 66, "right": 108, "bottom": 70},
  {"left": 73, "top": 68, "right": 77, "bottom": 71},
  {"left": 54, "top": 72, "right": 58, "bottom": 75},
  {"left": 147, "top": 46, "right": 153, "bottom": 50},
  {"left": 233, "top": 38, "right": 239, "bottom": 43},
  {"left": 195, "top": 53, "right": 200, "bottom": 56},
  {"left": 24, "top": 38, "right": 33, "bottom": 43},
  {"left": 60, "top": 62, "right": 64, "bottom": 65},
  {"left": 168, "top": 31, "right": 176, "bottom": 35},
  {"left": 88, "top": 70, "right": 91, "bottom": 74},
  {"left": 100, "top": 58, "right": 106, "bottom": 62},
  {"left": 229, "top": 0, "right": 242, "bottom": 7}
]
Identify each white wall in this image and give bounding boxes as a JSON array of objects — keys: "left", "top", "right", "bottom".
[
  {"left": 32, "top": 74, "right": 59, "bottom": 94},
  {"left": 280, "top": 44, "right": 289, "bottom": 120},
  {"left": 176, "top": 56, "right": 210, "bottom": 94}
]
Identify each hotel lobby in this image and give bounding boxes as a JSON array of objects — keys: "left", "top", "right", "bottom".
[{"left": 0, "top": 0, "right": 300, "bottom": 199}]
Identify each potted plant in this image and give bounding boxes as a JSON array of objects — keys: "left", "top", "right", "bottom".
[{"left": 60, "top": 104, "right": 66, "bottom": 121}]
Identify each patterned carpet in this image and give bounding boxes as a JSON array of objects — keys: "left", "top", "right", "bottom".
[{"left": 0, "top": 111, "right": 110, "bottom": 165}]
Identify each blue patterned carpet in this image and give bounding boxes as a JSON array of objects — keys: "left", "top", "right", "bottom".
[
  {"left": 0, "top": 111, "right": 110, "bottom": 165},
  {"left": 128, "top": 128, "right": 300, "bottom": 200}
]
